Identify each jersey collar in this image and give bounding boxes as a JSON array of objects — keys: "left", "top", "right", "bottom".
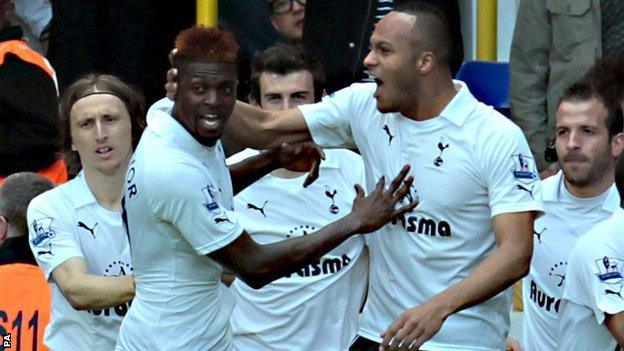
[
  {"left": 438, "top": 80, "right": 479, "bottom": 127},
  {"left": 69, "top": 171, "right": 99, "bottom": 209},
  {"left": 544, "top": 170, "right": 621, "bottom": 213}
]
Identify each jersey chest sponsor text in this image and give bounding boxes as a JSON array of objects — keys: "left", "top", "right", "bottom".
[
  {"left": 529, "top": 279, "right": 561, "bottom": 313},
  {"left": 285, "top": 254, "right": 352, "bottom": 278},
  {"left": 86, "top": 300, "right": 132, "bottom": 318},
  {"left": 391, "top": 213, "right": 452, "bottom": 237}
]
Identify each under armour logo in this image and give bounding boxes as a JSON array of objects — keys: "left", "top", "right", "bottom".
[
  {"left": 215, "top": 216, "right": 233, "bottom": 224},
  {"left": 325, "top": 187, "right": 339, "bottom": 214},
  {"left": 434, "top": 138, "right": 450, "bottom": 167},
  {"left": 37, "top": 243, "right": 54, "bottom": 257},
  {"left": 517, "top": 184, "right": 535, "bottom": 199},
  {"left": 78, "top": 221, "right": 98, "bottom": 239},
  {"left": 605, "top": 285, "right": 624, "bottom": 299},
  {"left": 533, "top": 227, "right": 546, "bottom": 244},
  {"left": 382, "top": 125, "right": 395, "bottom": 145},
  {"left": 247, "top": 201, "right": 268, "bottom": 217}
]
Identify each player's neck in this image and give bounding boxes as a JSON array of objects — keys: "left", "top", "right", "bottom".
[
  {"left": 402, "top": 77, "right": 456, "bottom": 121},
  {"left": 82, "top": 165, "right": 128, "bottom": 211}
]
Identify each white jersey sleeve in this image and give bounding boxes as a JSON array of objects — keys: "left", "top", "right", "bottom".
[
  {"left": 145, "top": 161, "right": 243, "bottom": 256},
  {"left": 478, "top": 119, "right": 543, "bottom": 217},
  {"left": 299, "top": 84, "right": 373, "bottom": 149},
  {"left": 27, "top": 193, "right": 83, "bottom": 278},
  {"left": 566, "top": 221, "right": 624, "bottom": 324}
]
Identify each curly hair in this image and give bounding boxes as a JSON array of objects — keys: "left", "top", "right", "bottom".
[{"left": 174, "top": 26, "right": 239, "bottom": 67}]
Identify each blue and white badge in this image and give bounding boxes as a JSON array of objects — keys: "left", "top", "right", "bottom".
[
  {"left": 30, "top": 217, "right": 56, "bottom": 247},
  {"left": 201, "top": 184, "right": 220, "bottom": 213},
  {"left": 510, "top": 153, "right": 538, "bottom": 184},
  {"left": 595, "top": 256, "right": 624, "bottom": 284}
]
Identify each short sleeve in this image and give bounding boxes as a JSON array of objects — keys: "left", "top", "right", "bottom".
[
  {"left": 27, "top": 195, "right": 84, "bottom": 279},
  {"left": 299, "top": 86, "right": 358, "bottom": 149},
  {"left": 146, "top": 161, "right": 243, "bottom": 255},
  {"left": 567, "top": 232, "right": 624, "bottom": 325},
  {"left": 479, "top": 120, "right": 544, "bottom": 217}
]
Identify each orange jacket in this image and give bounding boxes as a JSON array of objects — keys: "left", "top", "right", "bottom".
[
  {"left": 0, "top": 40, "right": 65, "bottom": 185},
  {"left": 0, "top": 263, "right": 51, "bottom": 351}
]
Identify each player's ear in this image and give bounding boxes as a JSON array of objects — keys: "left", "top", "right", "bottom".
[{"left": 0, "top": 215, "right": 8, "bottom": 246}]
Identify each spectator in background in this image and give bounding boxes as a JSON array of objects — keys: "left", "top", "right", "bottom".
[
  {"left": 521, "top": 79, "right": 623, "bottom": 351},
  {"left": 510, "top": 0, "right": 624, "bottom": 173},
  {"left": 0, "top": 0, "right": 64, "bottom": 186},
  {"left": 227, "top": 43, "right": 368, "bottom": 350},
  {"left": 219, "top": 0, "right": 301, "bottom": 104},
  {"left": 13, "top": 0, "right": 51, "bottom": 55},
  {"left": 28, "top": 74, "right": 143, "bottom": 351},
  {"left": 303, "top": 0, "right": 463, "bottom": 94},
  {"left": 268, "top": 0, "right": 305, "bottom": 41},
  {"left": 0, "top": 173, "right": 54, "bottom": 351}
]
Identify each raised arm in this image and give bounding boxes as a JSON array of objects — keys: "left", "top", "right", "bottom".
[
  {"left": 210, "top": 165, "right": 418, "bottom": 289},
  {"left": 224, "top": 100, "right": 313, "bottom": 149},
  {"left": 51, "top": 257, "right": 134, "bottom": 310},
  {"left": 381, "top": 211, "right": 535, "bottom": 351}
]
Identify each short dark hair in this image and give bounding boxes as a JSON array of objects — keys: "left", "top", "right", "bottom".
[
  {"left": 58, "top": 74, "right": 146, "bottom": 177},
  {"left": 250, "top": 43, "right": 325, "bottom": 103},
  {"left": 394, "top": 1, "right": 453, "bottom": 66},
  {"left": 585, "top": 49, "right": 624, "bottom": 108},
  {"left": 0, "top": 172, "right": 53, "bottom": 237},
  {"left": 173, "top": 26, "right": 239, "bottom": 77},
  {"left": 559, "top": 79, "right": 623, "bottom": 139}
]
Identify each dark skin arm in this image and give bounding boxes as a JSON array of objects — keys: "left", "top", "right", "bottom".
[
  {"left": 228, "top": 142, "right": 324, "bottom": 194},
  {"left": 209, "top": 165, "right": 418, "bottom": 289},
  {"left": 606, "top": 312, "right": 624, "bottom": 346}
]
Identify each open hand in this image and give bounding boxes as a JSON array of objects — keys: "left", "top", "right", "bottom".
[
  {"left": 276, "top": 142, "right": 325, "bottom": 187},
  {"left": 165, "top": 48, "right": 178, "bottom": 100},
  {"left": 350, "top": 165, "right": 418, "bottom": 234},
  {"left": 380, "top": 297, "right": 449, "bottom": 351}
]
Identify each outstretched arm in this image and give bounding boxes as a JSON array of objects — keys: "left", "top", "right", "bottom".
[
  {"left": 380, "top": 211, "right": 535, "bottom": 351},
  {"left": 225, "top": 100, "right": 313, "bottom": 149},
  {"left": 210, "top": 165, "right": 418, "bottom": 289}
]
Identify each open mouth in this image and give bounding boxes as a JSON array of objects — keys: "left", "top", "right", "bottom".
[
  {"left": 96, "top": 146, "right": 113, "bottom": 158},
  {"left": 198, "top": 113, "right": 222, "bottom": 129}
]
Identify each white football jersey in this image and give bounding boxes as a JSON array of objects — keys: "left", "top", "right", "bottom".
[
  {"left": 522, "top": 172, "right": 620, "bottom": 351},
  {"left": 300, "top": 81, "right": 543, "bottom": 350},
  {"left": 558, "top": 209, "right": 624, "bottom": 351},
  {"left": 27, "top": 172, "right": 131, "bottom": 351},
  {"left": 116, "top": 99, "right": 243, "bottom": 351},
  {"left": 229, "top": 149, "right": 368, "bottom": 351}
]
